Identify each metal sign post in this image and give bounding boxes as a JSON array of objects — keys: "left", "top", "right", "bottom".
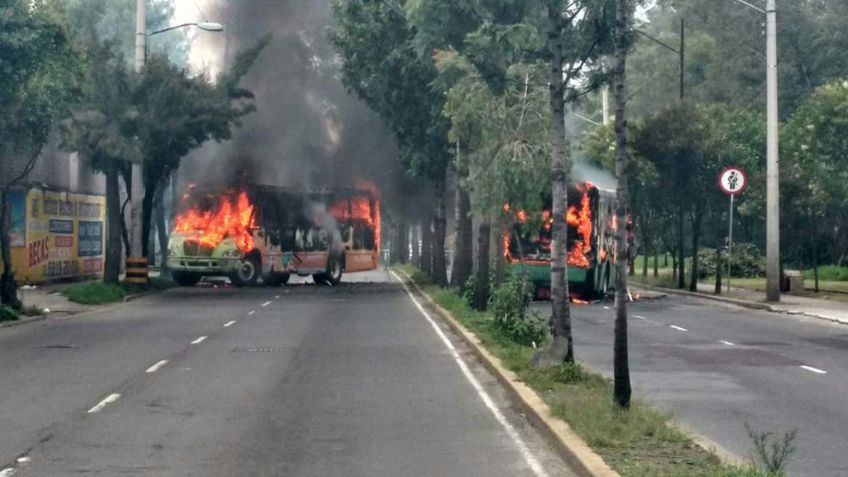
[{"left": 718, "top": 167, "right": 747, "bottom": 294}]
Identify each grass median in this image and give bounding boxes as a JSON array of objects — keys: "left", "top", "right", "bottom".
[{"left": 397, "top": 264, "right": 779, "bottom": 477}]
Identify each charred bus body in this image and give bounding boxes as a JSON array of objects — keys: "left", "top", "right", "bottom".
[
  {"left": 167, "top": 185, "right": 380, "bottom": 287},
  {"left": 504, "top": 182, "right": 629, "bottom": 300}
]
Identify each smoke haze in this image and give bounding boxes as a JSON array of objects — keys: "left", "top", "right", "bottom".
[{"left": 181, "top": 0, "right": 402, "bottom": 197}]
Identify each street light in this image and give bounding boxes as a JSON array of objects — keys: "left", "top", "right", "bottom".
[
  {"left": 130, "top": 0, "right": 224, "bottom": 266},
  {"left": 733, "top": 0, "right": 780, "bottom": 302}
]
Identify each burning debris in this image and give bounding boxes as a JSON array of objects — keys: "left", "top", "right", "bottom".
[{"left": 174, "top": 189, "right": 257, "bottom": 253}]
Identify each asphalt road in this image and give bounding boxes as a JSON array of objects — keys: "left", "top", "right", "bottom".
[
  {"left": 532, "top": 291, "right": 848, "bottom": 476},
  {"left": 0, "top": 270, "right": 573, "bottom": 476}
]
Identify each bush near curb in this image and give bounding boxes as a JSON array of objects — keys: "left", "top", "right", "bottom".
[
  {"left": 397, "top": 265, "right": 780, "bottom": 477},
  {"left": 0, "top": 305, "right": 20, "bottom": 322},
  {"left": 64, "top": 283, "right": 127, "bottom": 305}
]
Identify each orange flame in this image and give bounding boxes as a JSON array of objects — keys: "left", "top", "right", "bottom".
[
  {"left": 566, "top": 187, "right": 593, "bottom": 269},
  {"left": 328, "top": 186, "right": 381, "bottom": 251},
  {"left": 174, "top": 190, "right": 256, "bottom": 253}
]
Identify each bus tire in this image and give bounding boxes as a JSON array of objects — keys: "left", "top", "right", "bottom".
[
  {"left": 263, "top": 272, "right": 290, "bottom": 287},
  {"left": 172, "top": 271, "right": 202, "bottom": 287},
  {"left": 231, "top": 255, "right": 260, "bottom": 287},
  {"left": 313, "top": 256, "right": 343, "bottom": 286}
]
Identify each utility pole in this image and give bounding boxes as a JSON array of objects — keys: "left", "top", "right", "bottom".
[
  {"left": 131, "top": 0, "right": 146, "bottom": 260},
  {"left": 765, "top": 0, "right": 781, "bottom": 302},
  {"left": 602, "top": 87, "right": 610, "bottom": 126}
]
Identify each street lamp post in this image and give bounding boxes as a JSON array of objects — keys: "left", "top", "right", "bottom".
[
  {"left": 733, "top": 0, "right": 780, "bottom": 302},
  {"left": 130, "top": 0, "right": 223, "bottom": 265},
  {"left": 635, "top": 18, "right": 685, "bottom": 101}
]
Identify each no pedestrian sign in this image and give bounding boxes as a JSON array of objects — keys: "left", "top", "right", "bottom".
[{"left": 718, "top": 167, "right": 747, "bottom": 196}]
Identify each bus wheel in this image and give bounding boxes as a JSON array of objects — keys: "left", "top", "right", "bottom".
[
  {"left": 172, "top": 271, "right": 201, "bottom": 287},
  {"left": 327, "top": 256, "right": 343, "bottom": 285},
  {"left": 263, "top": 272, "right": 290, "bottom": 287},
  {"left": 231, "top": 255, "right": 260, "bottom": 287}
]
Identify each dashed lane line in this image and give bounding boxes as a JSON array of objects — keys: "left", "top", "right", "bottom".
[
  {"left": 390, "top": 271, "right": 550, "bottom": 477},
  {"left": 145, "top": 360, "right": 168, "bottom": 373},
  {"left": 224, "top": 320, "right": 237, "bottom": 328},
  {"left": 0, "top": 468, "right": 15, "bottom": 476},
  {"left": 191, "top": 336, "right": 207, "bottom": 345},
  {"left": 800, "top": 365, "right": 827, "bottom": 375},
  {"left": 670, "top": 325, "right": 688, "bottom": 332},
  {"left": 719, "top": 340, "right": 735, "bottom": 346},
  {"left": 248, "top": 310, "right": 256, "bottom": 316},
  {"left": 634, "top": 315, "right": 647, "bottom": 320},
  {"left": 261, "top": 301, "right": 272, "bottom": 307},
  {"left": 87, "top": 393, "right": 121, "bottom": 414}
]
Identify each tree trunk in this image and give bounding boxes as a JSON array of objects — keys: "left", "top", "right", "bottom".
[
  {"left": 432, "top": 181, "right": 449, "bottom": 287},
  {"left": 642, "top": 245, "right": 648, "bottom": 278},
  {"left": 611, "top": 0, "right": 632, "bottom": 410},
  {"left": 410, "top": 223, "right": 420, "bottom": 268},
  {"left": 104, "top": 163, "right": 123, "bottom": 285},
  {"left": 533, "top": 1, "right": 573, "bottom": 369},
  {"left": 677, "top": 203, "right": 685, "bottom": 289},
  {"left": 689, "top": 212, "right": 701, "bottom": 292},
  {"left": 653, "top": 245, "right": 659, "bottom": 277},
  {"left": 141, "top": 180, "right": 158, "bottom": 260},
  {"left": 672, "top": 251, "right": 677, "bottom": 281},
  {"left": 813, "top": 240, "right": 819, "bottom": 293},
  {"left": 421, "top": 218, "right": 433, "bottom": 276},
  {"left": 663, "top": 250, "right": 668, "bottom": 267},
  {"left": 494, "top": 216, "right": 506, "bottom": 287},
  {"left": 155, "top": 185, "right": 168, "bottom": 272},
  {"left": 0, "top": 190, "right": 21, "bottom": 309},
  {"left": 473, "top": 219, "right": 491, "bottom": 311},
  {"left": 398, "top": 219, "right": 408, "bottom": 264},
  {"left": 452, "top": 188, "right": 473, "bottom": 289}
]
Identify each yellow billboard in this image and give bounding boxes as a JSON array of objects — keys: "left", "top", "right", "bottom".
[{"left": 1, "top": 188, "right": 106, "bottom": 284}]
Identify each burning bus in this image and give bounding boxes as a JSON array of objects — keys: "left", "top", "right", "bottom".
[
  {"left": 167, "top": 185, "right": 380, "bottom": 287},
  {"left": 504, "top": 182, "right": 628, "bottom": 300}
]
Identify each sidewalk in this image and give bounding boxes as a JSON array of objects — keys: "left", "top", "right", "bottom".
[
  {"left": 633, "top": 281, "right": 848, "bottom": 325},
  {"left": 16, "top": 283, "right": 99, "bottom": 316}
]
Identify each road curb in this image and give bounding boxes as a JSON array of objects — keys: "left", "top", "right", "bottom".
[
  {"left": 633, "top": 283, "right": 848, "bottom": 325},
  {"left": 395, "top": 270, "right": 619, "bottom": 477}
]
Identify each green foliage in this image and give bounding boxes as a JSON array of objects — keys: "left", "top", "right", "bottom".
[
  {"left": 745, "top": 423, "right": 798, "bottom": 476},
  {"left": 64, "top": 282, "right": 126, "bottom": 305},
  {"left": 0, "top": 305, "right": 19, "bottom": 322},
  {"left": 697, "top": 243, "right": 765, "bottom": 280},
  {"left": 802, "top": 266, "right": 848, "bottom": 282},
  {"left": 488, "top": 270, "right": 547, "bottom": 346}
]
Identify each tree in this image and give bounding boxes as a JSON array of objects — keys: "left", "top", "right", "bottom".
[
  {"left": 61, "top": 43, "right": 139, "bottom": 285},
  {"left": 611, "top": 0, "right": 635, "bottom": 409},
  {"left": 135, "top": 38, "right": 267, "bottom": 262},
  {"left": 784, "top": 80, "right": 848, "bottom": 270},
  {"left": 0, "top": 0, "right": 81, "bottom": 307},
  {"left": 330, "top": 0, "right": 453, "bottom": 287}
]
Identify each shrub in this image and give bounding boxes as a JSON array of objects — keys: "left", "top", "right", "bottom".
[
  {"left": 488, "top": 270, "right": 547, "bottom": 346},
  {"left": 0, "top": 305, "right": 19, "bottom": 322},
  {"left": 698, "top": 243, "right": 765, "bottom": 280}
]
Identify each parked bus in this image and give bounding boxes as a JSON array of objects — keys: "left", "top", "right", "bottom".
[
  {"left": 167, "top": 185, "right": 380, "bottom": 287},
  {"left": 504, "top": 182, "right": 629, "bottom": 299}
]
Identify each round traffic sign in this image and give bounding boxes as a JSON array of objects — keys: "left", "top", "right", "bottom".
[{"left": 718, "top": 167, "right": 747, "bottom": 196}]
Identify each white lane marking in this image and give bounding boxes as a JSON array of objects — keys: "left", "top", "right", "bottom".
[
  {"left": 275, "top": 295, "right": 280, "bottom": 299},
  {"left": 719, "top": 340, "right": 735, "bottom": 346},
  {"left": 801, "top": 365, "right": 827, "bottom": 375},
  {"left": 0, "top": 468, "right": 15, "bottom": 476},
  {"left": 15, "top": 457, "right": 30, "bottom": 464},
  {"left": 87, "top": 393, "right": 121, "bottom": 413},
  {"left": 603, "top": 306, "right": 610, "bottom": 310},
  {"left": 191, "top": 336, "right": 207, "bottom": 345},
  {"left": 224, "top": 320, "right": 237, "bottom": 328},
  {"left": 390, "top": 271, "right": 549, "bottom": 477},
  {"left": 670, "top": 325, "right": 688, "bottom": 332},
  {"left": 261, "top": 301, "right": 272, "bottom": 307},
  {"left": 145, "top": 360, "right": 169, "bottom": 373},
  {"left": 248, "top": 310, "right": 256, "bottom": 316},
  {"left": 634, "top": 315, "right": 647, "bottom": 320}
]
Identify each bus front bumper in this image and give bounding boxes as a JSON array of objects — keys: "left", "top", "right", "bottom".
[{"left": 167, "top": 257, "right": 243, "bottom": 274}]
